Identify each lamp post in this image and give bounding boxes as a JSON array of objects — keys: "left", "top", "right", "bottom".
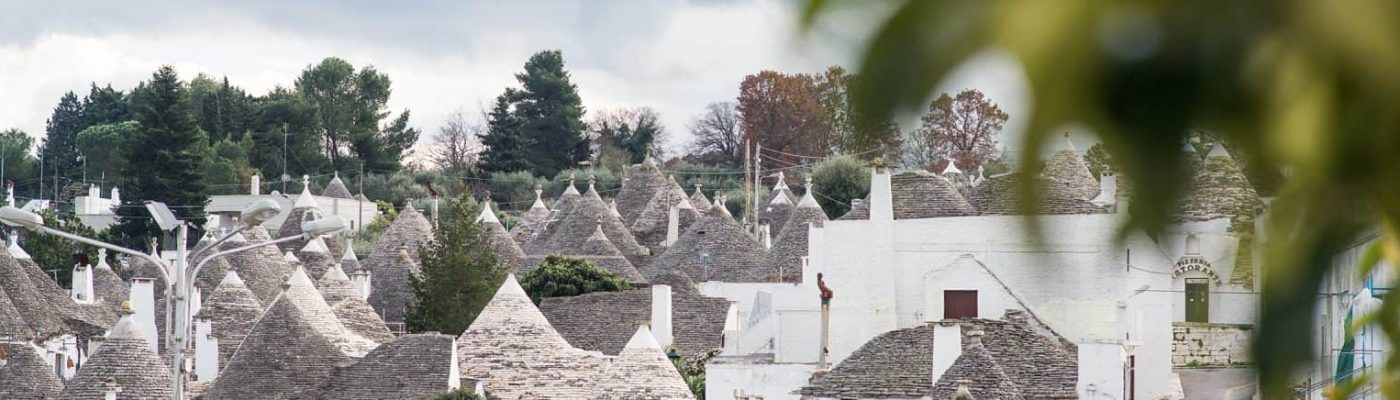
[{"left": 0, "top": 200, "right": 346, "bottom": 400}]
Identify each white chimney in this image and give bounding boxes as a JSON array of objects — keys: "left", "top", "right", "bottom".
[
  {"left": 130, "top": 278, "right": 159, "bottom": 351},
  {"left": 448, "top": 338, "right": 463, "bottom": 390},
  {"left": 71, "top": 262, "right": 94, "bottom": 304},
  {"left": 352, "top": 269, "right": 372, "bottom": 301},
  {"left": 250, "top": 175, "right": 261, "bottom": 196},
  {"left": 651, "top": 285, "right": 674, "bottom": 347},
  {"left": 189, "top": 285, "right": 204, "bottom": 319},
  {"left": 665, "top": 203, "right": 680, "bottom": 247},
  {"left": 193, "top": 319, "right": 218, "bottom": 382},
  {"left": 722, "top": 303, "right": 741, "bottom": 354},
  {"left": 869, "top": 161, "right": 894, "bottom": 221},
  {"left": 103, "top": 380, "right": 122, "bottom": 400},
  {"left": 109, "top": 187, "right": 120, "bottom": 205},
  {"left": 1091, "top": 173, "right": 1117, "bottom": 206},
  {"left": 758, "top": 223, "right": 772, "bottom": 249},
  {"left": 931, "top": 322, "right": 963, "bottom": 383}
]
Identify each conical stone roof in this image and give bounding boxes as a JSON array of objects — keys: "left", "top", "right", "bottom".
[
  {"left": 761, "top": 189, "right": 828, "bottom": 282},
  {"left": 0, "top": 341, "right": 64, "bottom": 399},
  {"left": 631, "top": 177, "right": 701, "bottom": 251},
  {"left": 318, "top": 333, "right": 460, "bottom": 399},
  {"left": 297, "top": 236, "right": 337, "bottom": 280},
  {"left": 524, "top": 180, "right": 584, "bottom": 253},
  {"left": 61, "top": 312, "right": 173, "bottom": 400},
  {"left": 322, "top": 173, "right": 355, "bottom": 199},
  {"left": 457, "top": 275, "right": 603, "bottom": 399},
  {"left": 759, "top": 201, "right": 794, "bottom": 239},
  {"left": 0, "top": 284, "right": 33, "bottom": 340},
  {"left": 92, "top": 255, "right": 130, "bottom": 309},
  {"left": 538, "top": 181, "right": 648, "bottom": 256},
  {"left": 193, "top": 271, "right": 263, "bottom": 370},
  {"left": 318, "top": 265, "right": 361, "bottom": 305},
  {"left": 14, "top": 251, "right": 114, "bottom": 336},
  {"left": 0, "top": 251, "right": 67, "bottom": 339},
  {"left": 969, "top": 173, "right": 1103, "bottom": 215},
  {"left": 1174, "top": 144, "right": 1261, "bottom": 229},
  {"left": 340, "top": 239, "right": 363, "bottom": 275},
  {"left": 366, "top": 203, "right": 433, "bottom": 324},
  {"left": 689, "top": 185, "right": 712, "bottom": 214},
  {"left": 277, "top": 183, "right": 325, "bottom": 254},
  {"left": 282, "top": 266, "right": 377, "bottom": 356},
  {"left": 206, "top": 282, "right": 355, "bottom": 399},
  {"left": 510, "top": 185, "right": 553, "bottom": 245},
  {"left": 520, "top": 225, "right": 645, "bottom": 284},
  {"left": 218, "top": 232, "right": 291, "bottom": 306},
  {"left": 319, "top": 265, "right": 393, "bottom": 344},
  {"left": 1043, "top": 135, "right": 1100, "bottom": 200},
  {"left": 644, "top": 205, "right": 766, "bottom": 283},
  {"left": 614, "top": 156, "right": 669, "bottom": 226},
  {"left": 839, "top": 171, "right": 977, "bottom": 220},
  {"left": 594, "top": 326, "right": 695, "bottom": 399},
  {"left": 480, "top": 200, "right": 526, "bottom": 271}
]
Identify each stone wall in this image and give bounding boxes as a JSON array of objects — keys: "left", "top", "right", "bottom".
[{"left": 1172, "top": 322, "right": 1251, "bottom": 367}]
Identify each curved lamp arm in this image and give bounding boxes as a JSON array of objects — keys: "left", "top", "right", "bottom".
[{"left": 35, "top": 226, "right": 171, "bottom": 283}]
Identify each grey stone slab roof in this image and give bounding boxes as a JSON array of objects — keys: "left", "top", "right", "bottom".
[
  {"left": 282, "top": 266, "right": 377, "bottom": 357},
  {"left": 0, "top": 342, "right": 64, "bottom": 399},
  {"left": 277, "top": 205, "right": 323, "bottom": 254},
  {"left": 838, "top": 171, "right": 978, "bottom": 220},
  {"left": 16, "top": 255, "right": 116, "bottom": 337},
  {"left": 0, "top": 251, "right": 67, "bottom": 339},
  {"left": 62, "top": 314, "right": 174, "bottom": 400},
  {"left": 631, "top": 178, "right": 701, "bottom": 252},
  {"left": 537, "top": 184, "right": 648, "bottom": 256},
  {"left": 644, "top": 207, "right": 766, "bottom": 283},
  {"left": 192, "top": 249, "right": 233, "bottom": 296},
  {"left": 318, "top": 333, "right": 459, "bottom": 399},
  {"left": 297, "top": 237, "right": 337, "bottom": 281},
  {"left": 538, "top": 274, "right": 728, "bottom": 358},
  {"left": 510, "top": 199, "right": 553, "bottom": 246},
  {"left": 759, "top": 202, "right": 794, "bottom": 239},
  {"left": 523, "top": 183, "right": 583, "bottom": 252},
  {"left": 194, "top": 272, "right": 264, "bottom": 370},
  {"left": 322, "top": 174, "right": 356, "bottom": 199},
  {"left": 1043, "top": 136, "right": 1100, "bottom": 200},
  {"left": 0, "top": 284, "right": 33, "bottom": 340},
  {"left": 331, "top": 296, "right": 395, "bottom": 345},
  {"left": 799, "top": 315, "right": 1077, "bottom": 399},
  {"left": 206, "top": 283, "right": 355, "bottom": 400},
  {"left": 595, "top": 327, "right": 696, "bottom": 399},
  {"left": 457, "top": 274, "right": 604, "bottom": 399},
  {"left": 481, "top": 202, "right": 527, "bottom": 272},
  {"left": 689, "top": 185, "right": 712, "bottom": 214},
  {"left": 221, "top": 231, "right": 296, "bottom": 307},
  {"left": 760, "top": 199, "right": 827, "bottom": 282},
  {"left": 970, "top": 173, "right": 1104, "bottom": 215},
  {"left": 92, "top": 261, "right": 130, "bottom": 311},
  {"left": 1173, "top": 145, "right": 1261, "bottom": 230},
  {"left": 317, "top": 265, "right": 361, "bottom": 305},
  {"left": 366, "top": 203, "right": 433, "bottom": 324},
  {"left": 614, "top": 157, "right": 669, "bottom": 226}
]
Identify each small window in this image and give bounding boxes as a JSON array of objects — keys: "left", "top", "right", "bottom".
[
  {"left": 1185, "top": 234, "right": 1201, "bottom": 255},
  {"left": 944, "top": 290, "right": 978, "bottom": 319}
]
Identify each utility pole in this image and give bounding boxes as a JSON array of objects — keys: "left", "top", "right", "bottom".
[
  {"left": 281, "top": 123, "right": 289, "bottom": 194},
  {"left": 743, "top": 140, "right": 751, "bottom": 228},
  {"left": 753, "top": 143, "right": 762, "bottom": 236}
]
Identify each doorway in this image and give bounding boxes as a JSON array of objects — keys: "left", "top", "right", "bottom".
[{"left": 1186, "top": 278, "right": 1209, "bottom": 323}]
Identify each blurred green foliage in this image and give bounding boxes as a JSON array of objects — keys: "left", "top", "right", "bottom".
[{"left": 518, "top": 255, "right": 631, "bottom": 304}]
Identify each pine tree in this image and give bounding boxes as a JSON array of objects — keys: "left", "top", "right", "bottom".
[
  {"left": 405, "top": 194, "right": 506, "bottom": 335},
  {"left": 478, "top": 92, "right": 531, "bottom": 173},
  {"left": 514, "top": 50, "right": 589, "bottom": 177},
  {"left": 40, "top": 91, "right": 87, "bottom": 193},
  {"left": 81, "top": 84, "right": 129, "bottom": 126},
  {"left": 110, "top": 66, "right": 210, "bottom": 249}
]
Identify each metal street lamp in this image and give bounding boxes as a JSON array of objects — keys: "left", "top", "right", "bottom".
[{"left": 0, "top": 203, "right": 346, "bottom": 400}]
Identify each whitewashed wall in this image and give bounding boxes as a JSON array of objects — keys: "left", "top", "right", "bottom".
[{"left": 706, "top": 360, "right": 817, "bottom": 400}]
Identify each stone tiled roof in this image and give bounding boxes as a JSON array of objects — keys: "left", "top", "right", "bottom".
[
  {"left": 320, "top": 263, "right": 394, "bottom": 344},
  {"left": 457, "top": 275, "right": 604, "bottom": 399},
  {"left": 92, "top": 258, "right": 129, "bottom": 311},
  {"left": 0, "top": 342, "right": 63, "bottom": 399},
  {"left": 15, "top": 253, "right": 116, "bottom": 337},
  {"left": 970, "top": 173, "right": 1104, "bottom": 215},
  {"left": 194, "top": 271, "right": 263, "bottom": 370},
  {"left": 298, "top": 236, "right": 337, "bottom": 281},
  {"left": 689, "top": 185, "right": 712, "bottom": 214},
  {"left": 0, "top": 251, "right": 68, "bottom": 339},
  {"left": 128, "top": 254, "right": 172, "bottom": 352},
  {"left": 539, "top": 273, "right": 728, "bottom": 358},
  {"left": 319, "top": 333, "right": 460, "bottom": 399},
  {"left": 322, "top": 173, "right": 356, "bottom": 199},
  {"left": 799, "top": 315, "right": 1077, "bottom": 399},
  {"left": 614, "top": 156, "right": 669, "bottom": 226},
  {"left": 631, "top": 177, "right": 701, "bottom": 251},
  {"left": 1043, "top": 135, "right": 1100, "bottom": 200},
  {"left": 62, "top": 313, "right": 173, "bottom": 400},
  {"left": 523, "top": 181, "right": 583, "bottom": 252},
  {"left": 366, "top": 203, "right": 433, "bottom": 324},
  {"left": 839, "top": 171, "right": 978, "bottom": 220},
  {"left": 206, "top": 282, "right": 355, "bottom": 400},
  {"left": 0, "top": 284, "right": 33, "bottom": 340},
  {"left": 510, "top": 188, "right": 553, "bottom": 245},
  {"left": 760, "top": 191, "right": 827, "bottom": 282},
  {"left": 480, "top": 201, "right": 526, "bottom": 271},
  {"left": 340, "top": 241, "right": 364, "bottom": 275},
  {"left": 537, "top": 183, "right": 648, "bottom": 256},
  {"left": 1174, "top": 145, "right": 1262, "bottom": 229},
  {"left": 217, "top": 232, "right": 290, "bottom": 307},
  {"left": 644, "top": 206, "right": 766, "bottom": 283},
  {"left": 282, "top": 266, "right": 377, "bottom": 356},
  {"left": 277, "top": 194, "right": 323, "bottom": 254},
  {"left": 594, "top": 326, "right": 696, "bottom": 399},
  {"left": 318, "top": 265, "right": 361, "bottom": 305}
]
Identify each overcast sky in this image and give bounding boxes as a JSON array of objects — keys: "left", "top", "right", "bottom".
[{"left": 0, "top": 0, "right": 1077, "bottom": 161}]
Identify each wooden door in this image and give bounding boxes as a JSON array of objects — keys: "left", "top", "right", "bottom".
[
  {"left": 944, "top": 290, "right": 978, "bottom": 319},
  {"left": 1186, "top": 278, "right": 1209, "bottom": 323}
]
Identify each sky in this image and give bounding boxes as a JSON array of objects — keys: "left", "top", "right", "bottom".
[{"left": 0, "top": 0, "right": 1075, "bottom": 162}]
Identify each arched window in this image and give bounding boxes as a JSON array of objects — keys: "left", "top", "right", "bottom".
[{"left": 1185, "top": 234, "right": 1201, "bottom": 256}]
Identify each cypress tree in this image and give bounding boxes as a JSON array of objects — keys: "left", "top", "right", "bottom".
[
  {"left": 110, "top": 66, "right": 210, "bottom": 248},
  {"left": 405, "top": 194, "right": 506, "bottom": 335}
]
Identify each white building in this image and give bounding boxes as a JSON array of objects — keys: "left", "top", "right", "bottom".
[
  {"left": 705, "top": 142, "right": 1263, "bottom": 400},
  {"left": 205, "top": 174, "right": 379, "bottom": 233},
  {"left": 73, "top": 184, "right": 120, "bottom": 231}
]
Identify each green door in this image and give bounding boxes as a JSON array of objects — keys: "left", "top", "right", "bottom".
[{"left": 1186, "top": 278, "right": 1209, "bottom": 323}]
